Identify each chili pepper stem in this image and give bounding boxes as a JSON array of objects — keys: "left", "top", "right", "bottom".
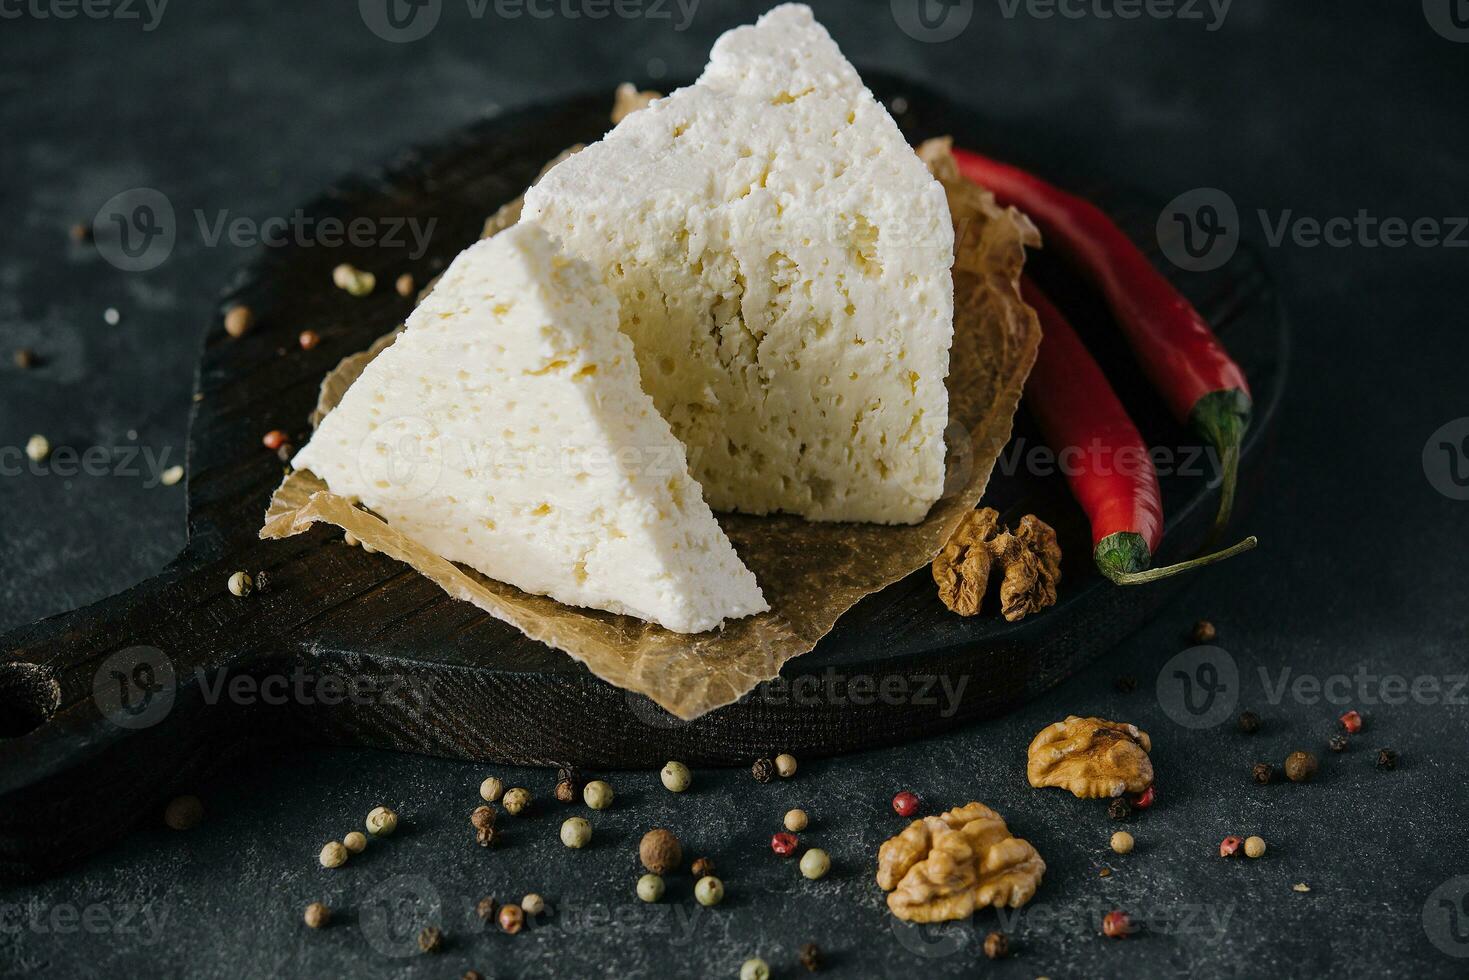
[
  {"left": 1095, "top": 532, "right": 1258, "bottom": 586},
  {"left": 1188, "top": 388, "right": 1252, "bottom": 544}
]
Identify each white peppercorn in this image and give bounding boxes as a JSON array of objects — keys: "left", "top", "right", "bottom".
[
  {"left": 799, "top": 848, "right": 830, "bottom": 880},
  {"left": 227, "top": 571, "right": 253, "bottom": 597},
  {"left": 1110, "top": 831, "right": 1134, "bottom": 855},
  {"left": 694, "top": 875, "right": 725, "bottom": 907},
  {"left": 637, "top": 873, "right": 665, "bottom": 903},
  {"left": 661, "top": 761, "right": 691, "bottom": 793},
  {"left": 480, "top": 776, "right": 505, "bottom": 802},
  {"left": 783, "top": 808, "right": 809, "bottom": 832},
  {"left": 319, "top": 841, "right": 348, "bottom": 869},
  {"left": 366, "top": 805, "right": 399, "bottom": 836},
  {"left": 25, "top": 435, "right": 50, "bottom": 463},
  {"left": 560, "top": 816, "right": 592, "bottom": 849},
  {"left": 343, "top": 831, "right": 368, "bottom": 854},
  {"left": 775, "top": 753, "right": 798, "bottom": 778},
  {"left": 1245, "top": 835, "right": 1267, "bottom": 859},
  {"left": 521, "top": 893, "right": 546, "bottom": 916},
  {"left": 741, "top": 958, "right": 771, "bottom": 980},
  {"left": 583, "top": 779, "right": 614, "bottom": 810},
  {"left": 502, "top": 787, "right": 531, "bottom": 815}
]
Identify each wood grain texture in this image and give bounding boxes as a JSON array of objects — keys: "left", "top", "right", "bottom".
[{"left": 0, "top": 74, "right": 1285, "bottom": 881}]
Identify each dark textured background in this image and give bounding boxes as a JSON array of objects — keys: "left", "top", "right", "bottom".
[{"left": 2, "top": 1, "right": 1468, "bottom": 977}]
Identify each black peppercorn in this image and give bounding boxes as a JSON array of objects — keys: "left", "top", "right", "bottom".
[
  {"left": 1329, "top": 734, "right": 1348, "bottom": 753},
  {"left": 1192, "top": 619, "right": 1217, "bottom": 644},
  {"left": 751, "top": 757, "right": 776, "bottom": 783},
  {"left": 1252, "top": 762, "right": 1273, "bottom": 785},
  {"left": 417, "top": 925, "right": 443, "bottom": 953},
  {"left": 983, "top": 931, "right": 1011, "bottom": 960},
  {"left": 1376, "top": 748, "right": 1398, "bottom": 770},
  {"left": 475, "top": 896, "right": 497, "bottom": 923},
  {"left": 1284, "top": 750, "right": 1318, "bottom": 783},
  {"left": 556, "top": 765, "right": 583, "bottom": 789},
  {"left": 1107, "top": 797, "right": 1131, "bottom": 821},
  {"left": 1237, "top": 710, "right": 1260, "bottom": 734},
  {"left": 798, "top": 942, "right": 822, "bottom": 972},
  {"left": 1114, "top": 675, "right": 1137, "bottom": 693}
]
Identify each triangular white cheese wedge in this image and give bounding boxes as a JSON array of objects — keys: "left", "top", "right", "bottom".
[
  {"left": 524, "top": 3, "right": 955, "bottom": 525},
  {"left": 293, "top": 223, "right": 768, "bottom": 634}
]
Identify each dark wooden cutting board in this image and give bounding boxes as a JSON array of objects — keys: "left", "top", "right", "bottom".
[{"left": 0, "top": 74, "right": 1285, "bottom": 881}]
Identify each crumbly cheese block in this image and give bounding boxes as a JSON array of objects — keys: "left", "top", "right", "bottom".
[
  {"left": 293, "top": 223, "right": 767, "bottom": 634},
  {"left": 523, "top": 3, "right": 955, "bottom": 525}
]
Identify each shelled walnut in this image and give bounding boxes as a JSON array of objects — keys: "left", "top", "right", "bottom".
[
  {"left": 876, "top": 803, "right": 1045, "bottom": 923},
  {"left": 932, "top": 509, "right": 1061, "bottom": 621},
  {"left": 1027, "top": 716, "right": 1154, "bottom": 798}
]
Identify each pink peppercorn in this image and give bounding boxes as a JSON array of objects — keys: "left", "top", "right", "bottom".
[
  {"left": 892, "top": 791, "right": 920, "bottom": 817},
  {"left": 771, "top": 832, "right": 798, "bottom": 857}
]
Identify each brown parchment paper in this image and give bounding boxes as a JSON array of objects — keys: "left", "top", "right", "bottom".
[{"left": 260, "top": 134, "right": 1041, "bottom": 721}]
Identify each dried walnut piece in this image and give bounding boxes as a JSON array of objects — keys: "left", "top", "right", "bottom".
[
  {"left": 932, "top": 509, "right": 1060, "bottom": 621},
  {"left": 876, "top": 803, "right": 1045, "bottom": 923},
  {"left": 1027, "top": 716, "right": 1154, "bottom": 798}
]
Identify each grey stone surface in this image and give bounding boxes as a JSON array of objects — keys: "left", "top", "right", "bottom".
[{"left": 2, "top": 1, "right": 1468, "bottom": 977}]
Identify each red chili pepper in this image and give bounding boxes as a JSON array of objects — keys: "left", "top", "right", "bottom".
[
  {"left": 1023, "top": 279, "right": 1255, "bottom": 584},
  {"left": 953, "top": 147, "right": 1252, "bottom": 542}
]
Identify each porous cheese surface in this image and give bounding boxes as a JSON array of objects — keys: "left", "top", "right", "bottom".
[
  {"left": 522, "top": 3, "right": 955, "bottom": 525},
  {"left": 293, "top": 223, "right": 768, "bottom": 634}
]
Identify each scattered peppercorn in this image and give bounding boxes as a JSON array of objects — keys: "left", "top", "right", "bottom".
[
  {"left": 1329, "top": 734, "right": 1348, "bottom": 753},
  {"left": 660, "top": 760, "right": 692, "bottom": 793},
  {"left": 691, "top": 856, "right": 715, "bottom": 878},
  {"left": 1132, "top": 785, "right": 1156, "bottom": 809},
  {"left": 276, "top": 443, "right": 294, "bottom": 463},
  {"left": 784, "top": 809, "right": 809, "bottom": 832},
  {"left": 892, "top": 791, "right": 919, "bottom": 817},
  {"left": 640, "top": 828, "right": 682, "bottom": 874},
  {"left": 1252, "top": 762, "right": 1274, "bottom": 785},
  {"left": 1192, "top": 619, "right": 1217, "bottom": 644},
  {"left": 463, "top": 972, "right": 484, "bottom": 980},
  {"left": 555, "top": 778, "right": 577, "bottom": 804},
  {"left": 396, "top": 273, "right": 416, "bottom": 298},
  {"left": 1219, "top": 835, "right": 1242, "bottom": 858},
  {"left": 983, "top": 931, "right": 1010, "bottom": 960},
  {"left": 475, "top": 896, "right": 497, "bottom": 923},
  {"left": 366, "top": 805, "right": 399, "bottom": 836},
  {"left": 799, "top": 941, "right": 823, "bottom": 971},
  {"left": 471, "top": 805, "right": 497, "bottom": 847},
  {"left": 70, "top": 222, "right": 92, "bottom": 243},
  {"left": 1110, "top": 831, "right": 1135, "bottom": 854},
  {"left": 775, "top": 753, "right": 798, "bottom": 778},
  {"left": 1114, "top": 675, "right": 1138, "bottom": 693},
  {"left": 1376, "top": 748, "right": 1398, "bottom": 770},
  {"left": 159, "top": 465, "right": 185, "bottom": 487},
  {"left": 1244, "top": 835, "right": 1266, "bottom": 859},
  {"left": 1340, "top": 710, "right": 1363, "bottom": 733},
  {"left": 502, "top": 787, "right": 531, "bottom": 815},
  {"left": 771, "top": 832, "right": 798, "bottom": 857},
  {"left": 224, "top": 305, "right": 253, "bottom": 339},
  {"left": 637, "top": 873, "right": 665, "bottom": 903},
  {"left": 1098, "top": 866, "right": 1112, "bottom": 877},
  {"left": 751, "top": 757, "right": 776, "bottom": 783},
  {"left": 13, "top": 348, "right": 36, "bottom": 369},
  {"left": 298, "top": 329, "right": 321, "bottom": 351},
  {"left": 25, "top": 434, "right": 50, "bottom": 463},
  {"left": 1102, "top": 910, "right": 1132, "bottom": 939},
  {"left": 163, "top": 795, "right": 203, "bottom": 830},
  {"left": 103, "top": 307, "right": 121, "bottom": 326},
  {"left": 1284, "top": 751, "right": 1318, "bottom": 783},
  {"left": 262, "top": 429, "right": 288, "bottom": 451},
  {"left": 583, "top": 779, "right": 614, "bottom": 810},
  {"left": 1107, "top": 797, "right": 1131, "bottom": 821},
  {"left": 227, "top": 571, "right": 254, "bottom": 597},
  {"left": 694, "top": 875, "right": 725, "bottom": 906},
  {"left": 740, "top": 958, "right": 771, "bottom": 980},
  {"left": 555, "top": 765, "right": 584, "bottom": 802},
  {"left": 319, "top": 841, "right": 348, "bottom": 869},
  {"left": 498, "top": 904, "right": 524, "bottom": 934},
  {"left": 417, "top": 925, "right": 442, "bottom": 953},
  {"left": 333, "top": 263, "right": 376, "bottom": 297},
  {"left": 343, "top": 831, "right": 367, "bottom": 854},
  {"left": 304, "top": 902, "right": 330, "bottom": 929},
  {"left": 799, "top": 848, "right": 831, "bottom": 880},
  {"left": 560, "top": 816, "right": 592, "bottom": 849},
  {"left": 480, "top": 776, "right": 505, "bottom": 802},
  {"left": 1237, "top": 710, "right": 1261, "bottom": 734},
  {"left": 521, "top": 893, "right": 546, "bottom": 917}
]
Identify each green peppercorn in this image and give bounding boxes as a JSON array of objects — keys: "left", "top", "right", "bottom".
[
  {"left": 637, "top": 873, "right": 665, "bottom": 903},
  {"left": 799, "top": 848, "right": 831, "bottom": 880},
  {"left": 366, "top": 805, "right": 399, "bottom": 836},
  {"left": 661, "top": 761, "right": 692, "bottom": 792},
  {"left": 740, "top": 957, "right": 771, "bottom": 980},
  {"left": 695, "top": 875, "right": 725, "bottom": 906},
  {"left": 502, "top": 787, "right": 532, "bottom": 815},
  {"left": 583, "top": 779, "right": 614, "bottom": 810},
  {"left": 560, "top": 816, "right": 592, "bottom": 849}
]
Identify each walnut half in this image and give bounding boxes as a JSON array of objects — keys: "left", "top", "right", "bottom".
[
  {"left": 1027, "top": 716, "right": 1154, "bottom": 798},
  {"left": 877, "top": 803, "right": 1046, "bottom": 923},
  {"left": 932, "top": 509, "right": 1061, "bottom": 621}
]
